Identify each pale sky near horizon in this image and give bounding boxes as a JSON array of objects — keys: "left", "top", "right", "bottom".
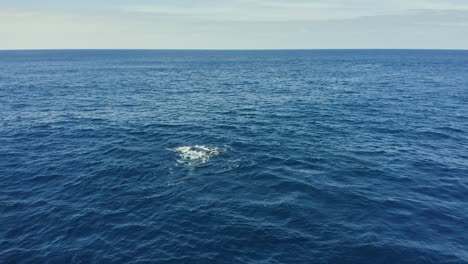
[{"left": 1, "top": 0, "right": 468, "bottom": 49}]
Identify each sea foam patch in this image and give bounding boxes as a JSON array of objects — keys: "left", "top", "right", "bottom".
[{"left": 169, "top": 145, "right": 225, "bottom": 166}]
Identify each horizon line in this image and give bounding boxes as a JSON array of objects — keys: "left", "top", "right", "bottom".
[{"left": 1, "top": 48, "right": 468, "bottom": 51}]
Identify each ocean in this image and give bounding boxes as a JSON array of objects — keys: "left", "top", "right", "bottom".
[{"left": 1, "top": 50, "right": 467, "bottom": 263}]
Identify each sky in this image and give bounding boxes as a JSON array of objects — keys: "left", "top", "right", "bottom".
[{"left": 1, "top": 0, "right": 468, "bottom": 49}]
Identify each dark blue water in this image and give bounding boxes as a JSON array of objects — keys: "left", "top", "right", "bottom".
[{"left": 1, "top": 50, "right": 468, "bottom": 263}]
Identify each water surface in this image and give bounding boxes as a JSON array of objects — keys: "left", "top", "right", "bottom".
[{"left": 1, "top": 50, "right": 467, "bottom": 263}]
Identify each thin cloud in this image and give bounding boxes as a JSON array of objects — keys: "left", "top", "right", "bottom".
[
  {"left": 122, "top": 2, "right": 369, "bottom": 21},
  {"left": 121, "top": 0, "right": 468, "bottom": 22}
]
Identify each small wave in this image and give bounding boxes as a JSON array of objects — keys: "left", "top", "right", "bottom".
[{"left": 169, "top": 145, "right": 225, "bottom": 166}]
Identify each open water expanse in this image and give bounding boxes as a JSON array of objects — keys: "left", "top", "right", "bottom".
[{"left": 0, "top": 50, "right": 467, "bottom": 263}]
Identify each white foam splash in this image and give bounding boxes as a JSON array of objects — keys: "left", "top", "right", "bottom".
[{"left": 170, "top": 145, "right": 225, "bottom": 166}]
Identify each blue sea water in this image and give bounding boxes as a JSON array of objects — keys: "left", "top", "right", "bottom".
[{"left": 0, "top": 50, "right": 467, "bottom": 263}]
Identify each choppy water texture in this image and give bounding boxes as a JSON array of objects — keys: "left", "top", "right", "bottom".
[{"left": 1, "top": 50, "right": 468, "bottom": 263}]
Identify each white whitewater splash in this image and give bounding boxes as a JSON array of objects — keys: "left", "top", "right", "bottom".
[{"left": 170, "top": 145, "right": 225, "bottom": 167}]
